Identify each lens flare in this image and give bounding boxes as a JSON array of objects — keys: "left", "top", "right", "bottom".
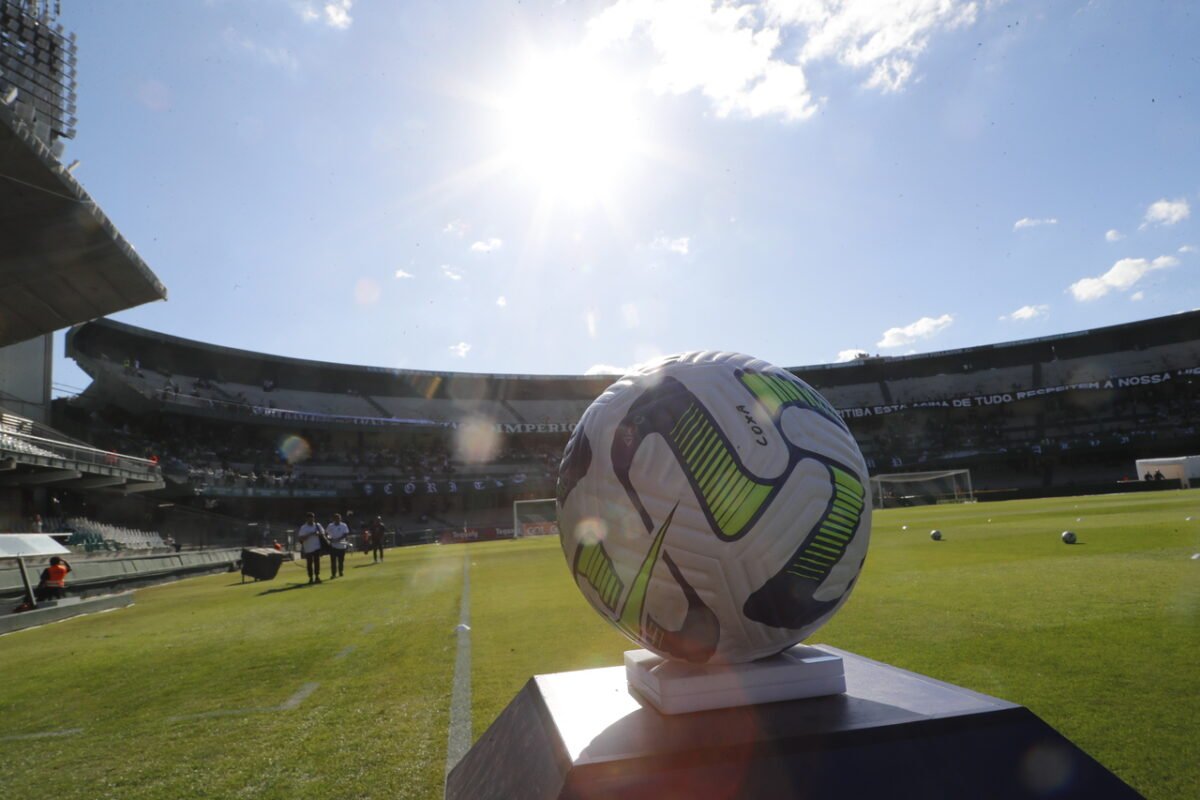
[
  {"left": 454, "top": 416, "right": 499, "bottom": 464},
  {"left": 279, "top": 435, "right": 312, "bottom": 465}
]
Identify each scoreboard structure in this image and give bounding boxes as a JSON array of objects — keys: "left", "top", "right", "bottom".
[{"left": 0, "top": 0, "right": 77, "bottom": 145}]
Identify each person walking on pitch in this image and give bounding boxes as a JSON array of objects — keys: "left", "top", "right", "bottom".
[
  {"left": 326, "top": 513, "right": 350, "bottom": 579},
  {"left": 369, "top": 516, "right": 387, "bottom": 562},
  {"left": 297, "top": 512, "right": 325, "bottom": 584}
]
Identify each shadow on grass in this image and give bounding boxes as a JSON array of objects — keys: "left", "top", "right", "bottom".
[
  {"left": 257, "top": 582, "right": 312, "bottom": 596},
  {"left": 352, "top": 563, "right": 381, "bottom": 569}
]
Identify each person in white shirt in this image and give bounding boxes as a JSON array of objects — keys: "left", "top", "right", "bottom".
[
  {"left": 326, "top": 513, "right": 350, "bottom": 579},
  {"left": 297, "top": 512, "right": 326, "bottom": 585}
]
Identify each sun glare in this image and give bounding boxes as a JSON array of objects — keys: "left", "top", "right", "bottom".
[{"left": 499, "top": 51, "right": 642, "bottom": 205}]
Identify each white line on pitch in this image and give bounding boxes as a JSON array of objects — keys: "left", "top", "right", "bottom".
[
  {"left": 167, "top": 681, "right": 321, "bottom": 722},
  {"left": 279, "top": 682, "right": 320, "bottom": 710},
  {"left": 444, "top": 554, "right": 472, "bottom": 788},
  {"left": 0, "top": 727, "right": 84, "bottom": 741}
]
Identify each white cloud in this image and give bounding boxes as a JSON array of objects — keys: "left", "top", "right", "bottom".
[
  {"left": 496, "top": 296, "right": 507, "bottom": 307},
  {"left": 299, "top": 1, "right": 353, "bottom": 29},
  {"left": 835, "top": 349, "right": 868, "bottom": 362},
  {"left": 223, "top": 28, "right": 299, "bottom": 72},
  {"left": 1180, "top": 244, "right": 1197, "bottom": 254},
  {"left": 1068, "top": 255, "right": 1180, "bottom": 301},
  {"left": 652, "top": 234, "right": 690, "bottom": 255},
  {"left": 394, "top": 269, "right": 414, "bottom": 279},
  {"left": 443, "top": 220, "right": 467, "bottom": 237},
  {"left": 448, "top": 341, "right": 471, "bottom": 358},
  {"left": 470, "top": 237, "right": 503, "bottom": 253},
  {"left": 1013, "top": 217, "right": 1057, "bottom": 231},
  {"left": 1141, "top": 198, "right": 1190, "bottom": 228},
  {"left": 1105, "top": 229, "right": 1124, "bottom": 242},
  {"left": 1130, "top": 291, "right": 1144, "bottom": 302},
  {"left": 781, "top": 0, "right": 979, "bottom": 90},
  {"left": 585, "top": 363, "right": 627, "bottom": 375},
  {"left": 877, "top": 313, "right": 953, "bottom": 348},
  {"left": 587, "top": 2, "right": 817, "bottom": 121},
  {"left": 1000, "top": 304, "right": 1049, "bottom": 322},
  {"left": 441, "top": 265, "right": 463, "bottom": 281},
  {"left": 585, "top": 0, "right": 981, "bottom": 121}
]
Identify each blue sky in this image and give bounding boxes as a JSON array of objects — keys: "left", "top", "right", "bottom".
[{"left": 52, "top": 0, "right": 1199, "bottom": 392}]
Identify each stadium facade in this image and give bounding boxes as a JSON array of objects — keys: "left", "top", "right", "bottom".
[
  {"left": 55, "top": 311, "right": 1200, "bottom": 542},
  {"left": 1, "top": 0, "right": 166, "bottom": 535}
]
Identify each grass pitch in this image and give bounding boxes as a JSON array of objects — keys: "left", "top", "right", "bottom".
[{"left": 1, "top": 490, "right": 1198, "bottom": 799}]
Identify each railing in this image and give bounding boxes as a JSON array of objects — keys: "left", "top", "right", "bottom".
[{"left": 0, "top": 413, "right": 161, "bottom": 477}]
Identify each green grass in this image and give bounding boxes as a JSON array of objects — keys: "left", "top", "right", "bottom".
[{"left": 2, "top": 491, "right": 1198, "bottom": 798}]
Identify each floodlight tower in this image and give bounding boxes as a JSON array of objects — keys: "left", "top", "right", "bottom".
[{"left": 0, "top": 0, "right": 78, "bottom": 155}]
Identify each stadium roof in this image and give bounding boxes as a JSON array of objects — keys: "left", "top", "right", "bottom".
[
  {"left": 0, "top": 106, "right": 167, "bottom": 348},
  {"left": 69, "top": 309, "right": 1200, "bottom": 397},
  {"left": 68, "top": 318, "right": 614, "bottom": 401}
]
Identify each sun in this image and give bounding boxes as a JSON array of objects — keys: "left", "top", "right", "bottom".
[{"left": 498, "top": 50, "right": 643, "bottom": 206}]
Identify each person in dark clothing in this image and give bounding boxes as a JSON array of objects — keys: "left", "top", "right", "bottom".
[{"left": 369, "top": 516, "right": 387, "bottom": 562}]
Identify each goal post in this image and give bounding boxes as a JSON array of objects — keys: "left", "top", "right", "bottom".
[
  {"left": 512, "top": 498, "right": 559, "bottom": 538},
  {"left": 869, "top": 470, "right": 974, "bottom": 509}
]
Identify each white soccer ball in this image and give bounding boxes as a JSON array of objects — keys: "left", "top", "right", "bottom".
[
  {"left": 1061, "top": 530, "right": 1077, "bottom": 544},
  {"left": 930, "top": 530, "right": 942, "bottom": 541},
  {"left": 557, "top": 352, "right": 872, "bottom": 664}
]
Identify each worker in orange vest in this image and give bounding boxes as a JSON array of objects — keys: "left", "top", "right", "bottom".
[{"left": 35, "top": 556, "right": 72, "bottom": 601}]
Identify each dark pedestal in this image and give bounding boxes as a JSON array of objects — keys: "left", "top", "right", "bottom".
[{"left": 446, "top": 646, "right": 1141, "bottom": 799}]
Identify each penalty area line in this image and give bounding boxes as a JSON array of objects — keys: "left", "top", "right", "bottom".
[
  {"left": 444, "top": 553, "right": 472, "bottom": 788},
  {"left": 167, "top": 681, "right": 321, "bottom": 722}
]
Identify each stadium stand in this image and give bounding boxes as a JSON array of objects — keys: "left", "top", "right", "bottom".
[
  {"left": 54, "top": 311, "right": 1200, "bottom": 525},
  {"left": 60, "top": 517, "right": 166, "bottom": 551}
]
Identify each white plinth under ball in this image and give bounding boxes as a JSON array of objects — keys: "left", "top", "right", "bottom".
[{"left": 625, "top": 643, "right": 846, "bottom": 715}]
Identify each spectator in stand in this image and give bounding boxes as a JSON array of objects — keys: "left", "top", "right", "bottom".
[
  {"left": 297, "top": 512, "right": 326, "bottom": 585},
  {"left": 31, "top": 514, "right": 42, "bottom": 533},
  {"left": 326, "top": 513, "right": 350, "bottom": 579},
  {"left": 35, "top": 557, "right": 71, "bottom": 602}
]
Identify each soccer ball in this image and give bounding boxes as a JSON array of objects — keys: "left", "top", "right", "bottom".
[
  {"left": 930, "top": 530, "right": 942, "bottom": 541},
  {"left": 556, "top": 352, "right": 871, "bottom": 665},
  {"left": 1062, "top": 530, "right": 1077, "bottom": 544}
]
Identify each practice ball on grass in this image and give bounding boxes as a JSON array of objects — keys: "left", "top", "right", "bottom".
[
  {"left": 557, "top": 351, "right": 872, "bottom": 665},
  {"left": 901, "top": 525, "right": 908, "bottom": 531},
  {"left": 930, "top": 530, "right": 943, "bottom": 541},
  {"left": 1061, "top": 531, "right": 1077, "bottom": 544}
]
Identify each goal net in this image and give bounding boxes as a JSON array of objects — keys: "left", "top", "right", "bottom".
[
  {"left": 512, "top": 498, "right": 559, "bottom": 538},
  {"left": 869, "top": 470, "right": 973, "bottom": 509}
]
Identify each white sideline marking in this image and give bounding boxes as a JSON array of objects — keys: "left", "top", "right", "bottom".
[
  {"left": 445, "top": 555, "right": 472, "bottom": 786},
  {"left": 167, "top": 681, "right": 321, "bottom": 722},
  {"left": 335, "top": 644, "right": 357, "bottom": 660},
  {"left": 0, "top": 727, "right": 84, "bottom": 741}
]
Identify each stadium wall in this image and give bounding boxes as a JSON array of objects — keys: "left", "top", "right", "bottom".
[{"left": 0, "top": 333, "right": 51, "bottom": 423}]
